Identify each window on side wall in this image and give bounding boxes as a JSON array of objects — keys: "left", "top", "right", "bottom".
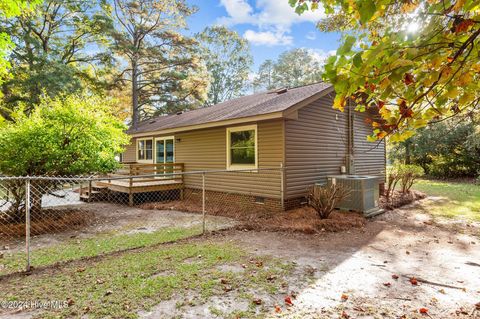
[
  {"left": 226, "top": 125, "right": 257, "bottom": 170},
  {"left": 137, "top": 138, "right": 153, "bottom": 162}
]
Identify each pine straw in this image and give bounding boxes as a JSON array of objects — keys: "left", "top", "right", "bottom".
[
  {"left": 141, "top": 200, "right": 366, "bottom": 234},
  {"left": 0, "top": 209, "right": 94, "bottom": 238},
  {"left": 240, "top": 207, "right": 366, "bottom": 233},
  {"left": 379, "top": 190, "right": 427, "bottom": 210}
]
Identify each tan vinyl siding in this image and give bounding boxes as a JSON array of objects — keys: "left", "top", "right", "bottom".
[
  {"left": 285, "top": 94, "right": 349, "bottom": 199},
  {"left": 353, "top": 112, "right": 386, "bottom": 179},
  {"left": 122, "top": 120, "right": 284, "bottom": 199},
  {"left": 176, "top": 120, "right": 284, "bottom": 199}
]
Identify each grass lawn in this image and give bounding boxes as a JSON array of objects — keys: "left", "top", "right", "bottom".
[
  {"left": 412, "top": 179, "right": 480, "bottom": 222},
  {"left": 1, "top": 226, "right": 203, "bottom": 275},
  {"left": 1, "top": 240, "right": 298, "bottom": 319}
]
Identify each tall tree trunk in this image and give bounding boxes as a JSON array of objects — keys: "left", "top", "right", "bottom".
[
  {"left": 405, "top": 139, "right": 411, "bottom": 164},
  {"left": 131, "top": 60, "right": 139, "bottom": 129}
]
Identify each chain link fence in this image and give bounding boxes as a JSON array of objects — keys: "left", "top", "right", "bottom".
[{"left": 0, "top": 167, "right": 284, "bottom": 275}]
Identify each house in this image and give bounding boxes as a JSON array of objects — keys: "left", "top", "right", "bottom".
[{"left": 121, "top": 82, "right": 386, "bottom": 210}]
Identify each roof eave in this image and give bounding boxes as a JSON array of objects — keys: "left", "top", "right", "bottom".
[
  {"left": 128, "top": 111, "right": 285, "bottom": 138},
  {"left": 128, "top": 85, "right": 335, "bottom": 138}
]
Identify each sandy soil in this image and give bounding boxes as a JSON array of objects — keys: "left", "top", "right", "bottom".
[
  {"left": 141, "top": 198, "right": 480, "bottom": 319},
  {"left": 1, "top": 202, "right": 237, "bottom": 252},
  {"left": 232, "top": 200, "right": 479, "bottom": 318},
  {"left": 2, "top": 198, "right": 479, "bottom": 319}
]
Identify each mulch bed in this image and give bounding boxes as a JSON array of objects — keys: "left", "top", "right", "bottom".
[
  {"left": 141, "top": 200, "right": 366, "bottom": 234},
  {"left": 0, "top": 209, "right": 94, "bottom": 238},
  {"left": 379, "top": 190, "right": 426, "bottom": 210},
  {"left": 239, "top": 207, "right": 366, "bottom": 233}
]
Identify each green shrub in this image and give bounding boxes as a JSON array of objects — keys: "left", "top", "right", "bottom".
[
  {"left": 0, "top": 93, "right": 130, "bottom": 219},
  {"left": 385, "top": 164, "right": 424, "bottom": 198},
  {"left": 398, "top": 164, "right": 424, "bottom": 193},
  {"left": 0, "top": 94, "right": 129, "bottom": 176}
]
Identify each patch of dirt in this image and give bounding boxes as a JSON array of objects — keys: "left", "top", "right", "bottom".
[
  {"left": 0, "top": 209, "right": 94, "bottom": 238},
  {"left": 0, "top": 203, "right": 237, "bottom": 252},
  {"left": 380, "top": 190, "right": 427, "bottom": 210},
  {"left": 140, "top": 198, "right": 273, "bottom": 220},
  {"left": 209, "top": 201, "right": 480, "bottom": 319},
  {"left": 142, "top": 201, "right": 366, "bottom": 234},
  {"left": 239, "top": 207, "right": 366, "bottom": 233}
]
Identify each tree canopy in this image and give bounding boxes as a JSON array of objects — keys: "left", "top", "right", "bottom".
[
  {"left": 389, "top": 113, "right": 480, "bottom": 178},
  {"left": 0, "top": 0, "right": 40, "bottom": 84},
  {"left": 0, "top": 94, "right": 129, "bottom": 176},
  {"left": 110, "top": 0, "right": 208, "bottom": 128},
  {"left": 196, "top": 26, "right": 252, "bottom": 107},
  {"left": 0, "top": 0, "right": 115, "bottom": 120},
  {"left": 291, "top": 0, "right": 480, "bottom": 142},
  {"left": 253, "top": 48, "right": 324, "bottom": 91}
]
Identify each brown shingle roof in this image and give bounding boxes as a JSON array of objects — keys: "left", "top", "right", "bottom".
[{"left": 128, "top": 82, "right": 332, "bottom": 135}]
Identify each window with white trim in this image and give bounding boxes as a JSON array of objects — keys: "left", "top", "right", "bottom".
[
  {"left": 226, "top": 125, "right": 257, "bottom": 169},
  {"left": 137, "top": 138, "right": 153, "bottom": 161}
]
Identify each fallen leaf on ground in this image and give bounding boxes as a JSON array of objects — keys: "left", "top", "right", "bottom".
[
  {"left": 252, "top": 298, "right": 262, "bottom": 305},
  {"left": 353, "top": 306, "right": 364, "bottom": 312},
  {"left": 392, "top": 274, "right": 399, "bottom": 280},
  {"left": 284, "top": 296, "right": 293, "bottom": 306},
  {"left": 220, "top": 278, "right": 229, "bottom": 285},
  {"left": 410, "top": 277, "right": 418, "bottom": 285},
  {"left": 341, "top": 294, "right": 349, "bottom": 301},
  {"left": 419, "top": 308, "right": 428, "bottom": 314},
  {"left": 341, "top": 310, "right": 350, "bottom": 318},
  {"left": 76, "top": 267, "right": 86, "bottom": 273},
  {"left": 223, "top": 285, "right": 233, "bottom": 292},
  {"left": 456, "top": 308, "right": 468, "bottom": 315},
  {"left": 274, "top": 305, "right": 282, "bottom": 313},
  {"left": 383, "top": 282, "right": 392, "bottom": 287},
  {"left": 438, "top": 289, "right": 446, "bottom": 294}
]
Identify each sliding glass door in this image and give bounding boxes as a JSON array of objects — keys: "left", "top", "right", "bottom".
[{"left": 155, "top": 137, "right": 174, "bottom": 175}]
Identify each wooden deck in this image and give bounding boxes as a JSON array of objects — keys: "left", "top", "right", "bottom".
[{"left": 81, "top": 163, "right": 184, "bottom": 206}]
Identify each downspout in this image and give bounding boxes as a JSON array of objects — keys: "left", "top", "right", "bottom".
[{"left": 347, "top": 100, "right": 355, "bottom": 174}]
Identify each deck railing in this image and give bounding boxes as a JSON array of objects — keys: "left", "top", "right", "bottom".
[{"left": 113, "top": 163, "right": 184, "bottom": 184}]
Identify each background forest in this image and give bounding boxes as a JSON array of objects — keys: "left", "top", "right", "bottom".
[{"left": 0, "top": 0, "right": 479, "bottom": 180}]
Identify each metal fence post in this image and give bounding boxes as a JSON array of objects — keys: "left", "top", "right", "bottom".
[
  {"left": 280, "top": 163, "right": 285, "bottom": 211},
  {"left": 202, "top": 172, "right": 206, "bottom": 235},
  {"left": 25, "top": 178, "right": 31, "bottom": 272}
]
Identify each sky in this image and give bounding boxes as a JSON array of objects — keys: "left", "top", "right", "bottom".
[{"left": 185, "top": 0, "right": 342, "bottom": 71}]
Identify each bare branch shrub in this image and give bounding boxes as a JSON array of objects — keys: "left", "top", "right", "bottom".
[
  {"left": 399, "top": 164, "right": 424, "bottom": 193},
  {"left": 307, "top": 184, "right": 351, "bottom": 219},
  {"left": 385, "top": 166, "right": 401, "bottom": 200}
]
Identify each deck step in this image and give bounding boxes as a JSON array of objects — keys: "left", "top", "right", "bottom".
[
  {"left": 83, "top": 190, "right": 102, "bottom": 195},
  {"left": 92, "top": 185, "right": 109, "bottom": 190}
]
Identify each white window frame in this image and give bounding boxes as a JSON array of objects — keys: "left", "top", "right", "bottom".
[
  {"left": 154, "top": 136, "right": 175, "bottom": 164},
  {"left": 226, "top": 124, "right": 258, "bottom": 170},
  {"left": 136, "top": 138, "right": 154, "bottom": 163}
]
